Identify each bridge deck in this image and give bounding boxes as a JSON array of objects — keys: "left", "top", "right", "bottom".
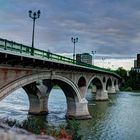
[{"left": 0, "top": 38, "right": 121, "bottom": 79}]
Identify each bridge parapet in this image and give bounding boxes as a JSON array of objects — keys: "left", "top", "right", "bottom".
[{"left": 0, "top": 38, "right": 120, "bottom": 79}]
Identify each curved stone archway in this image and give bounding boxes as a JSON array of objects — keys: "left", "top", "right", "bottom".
[
  {"left": 106, "top": 78, "right": 112, "bottom": 89},
  {"left": 23, "top": 82, "right": 51, "bottom": 115},
  {"left": 87, "top": 76, "right": 108, "bottom": 100},
  {"left": 0, "top": 73, "right": 81, "bottom": 101},
  {"left": 77, "top": 76, "right": 87, "bottom": 98},
  {"left": 0, "top": 72, "right": 91, "bottom": 119},
  {"left": 78, "top": 76, "right": 86, "bottom": 87}
]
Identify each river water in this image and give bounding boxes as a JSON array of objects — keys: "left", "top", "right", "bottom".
[{"left": 0, "top": 88, "right": 140, "bottom": 140}]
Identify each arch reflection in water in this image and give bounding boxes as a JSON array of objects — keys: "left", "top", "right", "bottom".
[
  {"left": 0, "top": 88, "right": 29, "bottom": 121},
  {"left": 0, "top": 87, "right": 67, "bottom": 126},
  {"left": 47, "top": 86, "right": 67, "bottom": 126}
]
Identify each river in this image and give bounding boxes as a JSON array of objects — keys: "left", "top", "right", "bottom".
[{"left": 0, "top": 88, "right": 140, "bottom": 140}]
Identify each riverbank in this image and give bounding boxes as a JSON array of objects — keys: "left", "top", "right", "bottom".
[
  {"left": 0, "top": 122, "right": 56, "bottom": 140},
  {"left": 0, "top": 117, "right": 80, "bottom": 140},
  {"left": 120, "top": 89, "right": 140, "bottom": 93}
]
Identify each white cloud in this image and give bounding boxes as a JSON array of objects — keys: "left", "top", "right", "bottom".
[
  {"left": 95, "top": 58, "right": 134, "bottom": 70},
  {"left": 0, "top": 0, "right": 139, "bottom": 66}
]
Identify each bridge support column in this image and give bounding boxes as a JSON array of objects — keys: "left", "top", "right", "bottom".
[
  {"left": 37, "top": 83, "right": 52, "bottom": 113},
  {"left": 66, "top": 98, "right": 91, "bottom": 119},
  {"left": 58, "top": 84, "right": 91, "bottom": 119},
  {"left": 91, "top": 85, "right": 96, "bottom": 93},
  {"left": 96, "top": 89, "right": 108, "bottom": 100},
  {"left": 78, "top": 86, "right": 87, "bottom": 98},
  {"left": 76, "top": 85, "right": 92, "bottom": 119},
  {"left": 115, "top": 84, "right": 119, "bottom": 92},
  {"left": 23, "top": 82, "right": 51, "bottom": 115},
  {"left": 107, "top": 85, "right": 116, "bottom": 94},
  {"left": 95, "top": 81, "right": 108, "bottom": 100}
]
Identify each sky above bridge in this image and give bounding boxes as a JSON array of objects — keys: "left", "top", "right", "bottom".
[{"left": 0, "top": 0, "right": 139, "bottom": 69}]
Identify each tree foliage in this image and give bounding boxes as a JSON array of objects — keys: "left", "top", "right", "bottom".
[{"left": 115, "top": 67, "right": 140, "bottom": 91}]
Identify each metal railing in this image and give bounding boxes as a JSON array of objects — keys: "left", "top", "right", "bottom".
[{"left": 0, "top": 38, "right": 120, "bottom": 78}]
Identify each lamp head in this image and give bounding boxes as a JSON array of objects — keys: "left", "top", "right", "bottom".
[
  {"left": 92, "top": 51, "right": 96, "bottom": 54},
  {"left": 37, "top": 10, "right": 41, "bottom": 17},
  {"left": 29, "top": 10, "right": 32, "bottom": 17},
  {"left": 33, "top": 12, "right": 37, "bottom": 17},
  {"left": 71, "top": 37, "right": 73, "bottom": 42}
]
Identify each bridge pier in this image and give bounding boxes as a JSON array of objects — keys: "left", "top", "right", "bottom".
[
  {"left": 75, "top": 78, "right": 91, "bottom": 119},
  {"left": 107, "top": 85, "right": 116, "bottom": 94},
  {"left": 115, "top": 84, "right": 119, "bottom": 92},
  {"left": 90, "top": 77, "right": 109, "bottom": 101},
  {"left": 23, "top": 82, "right": 50, "bottom": 115},
  {"left": 23, "top": 78, "right": 91, "bottom": 119},
  {"left": 56, "top": 80, "right": 91, "bottom": 119},
  {"left": 66, "top": 98, "right": 91, "bottom": 119},
  {"left": 91, "top": 85, "right": 96, "bottom": 93},
  {"left": 78, "top": 86, "right": 87, "bottom": 98},
  {"left": 95, "top": 89, "right": 108, "bottom": 100}
]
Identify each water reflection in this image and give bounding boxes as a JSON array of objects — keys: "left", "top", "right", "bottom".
[
  {"left": 0, "top": 88, "right": 29, "bottom": 120},
  {"left": 81, "top": 92, "right": 140, "bottom": 140},
  {"left": 47, "top": 88, "right": 67, "bottom": 126},
  {"left": 0, "top": 88, "right": 67, "bottom": 126},
  {"left": 0, "top": 89, "right": 140, "bottom": 139}
]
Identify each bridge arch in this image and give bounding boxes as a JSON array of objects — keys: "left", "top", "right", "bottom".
[
  {"left": 86, "top": 75, "right": 108, "bottom": 100},
  {"left": 92, "top": 77, "right": 103, "bottom": 89},
  {"left": 78, "top": 76, "right": 86, "bottom": 87},
  {"left": 86, "top": 76, "right": 108, "bottom": 100},
  {"left": 0, "top": 72, "right": 90, "bottom": 119},
  {"left": 0, "top": 73, "right": 81, "bottom": 101},
  {"left": 114, "top": 79, "right": 116, "bottom": 86},
  {"left": 106, "top": 77, "right": 116, "bottom": 93},
  {"left": 106, "top": 77, "right": 112, "bottom": 90},
  {"left": 87, "top": 76, "right": 104, "bottom": 91},
  {"left": 77, "top": 76, "right": 87, "bottom": 98}
]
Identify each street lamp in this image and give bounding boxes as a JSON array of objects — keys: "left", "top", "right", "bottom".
[
  {"left": 28, "top": 10, "right": 41, "bottom": 55},
  {"left": 71, "top": 37, "right": 78, "bottom": 60},
  {"left": 91, "top": 51, "right": 96, "bottom": 65},
  {"left": 102, "top": 57, "right": 105, "bottom": 68}
]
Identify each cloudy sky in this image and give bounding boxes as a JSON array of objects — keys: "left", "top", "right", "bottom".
[{"left": 0, "top": 0, "right": 140, "bottom": 69}]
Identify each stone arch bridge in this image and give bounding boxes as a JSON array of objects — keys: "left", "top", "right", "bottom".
[{"left": 0, "top": 38, "right": 121, "bottom": 119}]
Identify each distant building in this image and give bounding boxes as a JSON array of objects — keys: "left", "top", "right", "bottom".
[
  {"left": 76, "top": 53, "right": 92, "bottom": 65},
  {"left": 137, "top": 54, "right": 140, "bottom": 67},
  {"left": 133, "top": 54, "right": 140, "bottom": 72},
  {"left": 133, "top": 67, "right": 140, "bottom": 73},
  {"left": 134, "top": 60, "right": 137, "bottom": 68}
]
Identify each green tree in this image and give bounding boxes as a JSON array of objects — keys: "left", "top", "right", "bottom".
[
  {"left": 116, "top": 67, "right": 127, "bottom": 80},
  {"left": 116, "top": 67, "right": 140, "bottom": 91}
]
